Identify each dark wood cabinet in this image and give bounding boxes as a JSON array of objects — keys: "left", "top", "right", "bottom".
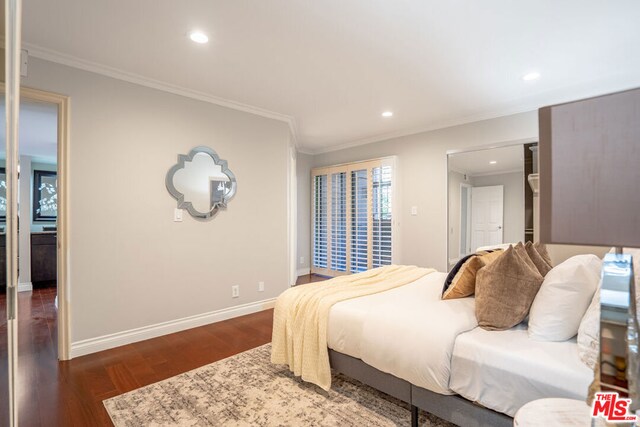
[{"left": 31, "top": 232, "right": 57, "bottom": 285}]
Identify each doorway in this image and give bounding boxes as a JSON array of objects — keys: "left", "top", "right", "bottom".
[
  {"left": 0, "top": 85, "right": 70, "bottom": 359},
  {"left": 0, "top": 84, "right": 70, "bottom": 424}
]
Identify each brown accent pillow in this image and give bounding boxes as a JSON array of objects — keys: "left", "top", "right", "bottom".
[
  {"left": 534, "top": 242, "right": 553, "bottom": 267},
  {"left": 442, "top": 250, "right": 504, "bottom": 300},
  {"left": 525, "top": 241, "right": 553, "bottom": 276},
  {"left": 475, "top": 244, "right": 544, "bottom": 330}
]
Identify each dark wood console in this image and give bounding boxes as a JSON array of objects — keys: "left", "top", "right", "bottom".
[{"left": 31, "top": 232, "right": 57, "bottom": 285}]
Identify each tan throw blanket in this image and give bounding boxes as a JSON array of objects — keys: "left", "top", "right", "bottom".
[{"left": 271, "top": 265, "right": 434, "bottom": 391}]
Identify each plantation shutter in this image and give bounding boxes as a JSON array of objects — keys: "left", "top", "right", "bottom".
[
  {"left": 330, "top": 171, "right": 347, "bottom": 272},
  {"left": 312, "top": 158, "right": 394, "bottom": 276},
  {"left": 312, "top": 174, "right": 328, "bottom": 270},
  {"left": 350, "top": 169, "right": 368, "bottom": 273},
  {"left": 372, "top": 165, "right": 393, "bottom": 267}
]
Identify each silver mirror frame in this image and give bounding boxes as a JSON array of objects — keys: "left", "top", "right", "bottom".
[{"left": 165, "top": 146, "right": 237, "bottom": 219}]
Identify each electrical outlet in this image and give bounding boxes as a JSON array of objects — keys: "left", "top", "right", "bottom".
[
  {"left": 174, "top": 208, "right": 183, "bottom": 222},
  {"left": 231, "top": 285, "right": 239, "bottom": 298},
  {"left": 258, "top": 281, "right": 265, "bottom": 292},
  {"left": 411, "top": 206, "right": 418, "bottom": 216},
  {"left": 299, "top": 256, "right": 304, "bottom": 265}
]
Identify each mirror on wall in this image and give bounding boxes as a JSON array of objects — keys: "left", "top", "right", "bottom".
[
  {"left": 447, "top": 143, "right": 536, "bottom": 268},
  {"left": 166, "top": 146, "right": 237, "bottom": 219}
]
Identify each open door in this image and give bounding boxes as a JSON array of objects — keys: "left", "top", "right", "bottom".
[{"left": 1, "top": 0, "right": 23, "bottom": 425}]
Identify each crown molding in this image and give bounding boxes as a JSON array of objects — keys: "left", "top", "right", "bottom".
[
  {"left": 296, "top": 147, "right": 316, "bottom": 155},
  {"left": 20, "top": 42, "right": 300, "bottom": 147}
]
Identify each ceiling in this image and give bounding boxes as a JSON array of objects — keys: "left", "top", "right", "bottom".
[
  {"left": 21, "top": 1, "right": 640, "bottom": 153},
  {"left": 449, "top": 145, "right": 524, "bottom": 176},
  {"left": 0, "top": 97, "right": 58, "bottom": 164}
]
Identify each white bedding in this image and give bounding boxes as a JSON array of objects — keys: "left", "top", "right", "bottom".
[
  {"left": 327, "top": 272, "right": 478, "bottom": 394},
  {"left": 449, "top": 324, "right": 593, "bottom": 417}
]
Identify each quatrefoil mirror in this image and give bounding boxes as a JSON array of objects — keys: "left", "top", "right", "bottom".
[{"left": 166, "top": 146, "right": 237, "bottom": 219}]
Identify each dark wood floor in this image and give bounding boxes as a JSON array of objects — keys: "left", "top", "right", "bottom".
[{"left": 0, "top": 274, "right": 328, "bottom": 426}]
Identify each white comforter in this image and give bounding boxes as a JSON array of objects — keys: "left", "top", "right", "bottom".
[{"left": 327, "top": 272, "right": 478, "bottom": 394}]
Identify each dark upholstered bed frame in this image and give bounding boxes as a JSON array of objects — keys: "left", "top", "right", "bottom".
[{"left": 329, "top": 350, "right": 513, "bottom": 427}]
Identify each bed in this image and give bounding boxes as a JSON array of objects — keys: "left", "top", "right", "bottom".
[{"left": 273, "top": 264, "right": 595, "bottom": 427}]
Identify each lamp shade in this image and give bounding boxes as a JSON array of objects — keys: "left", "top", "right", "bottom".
[{"left": 539, "top": 88, "right": 640, "bottom": 248}]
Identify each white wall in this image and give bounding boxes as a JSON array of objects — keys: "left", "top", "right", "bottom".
[
  {"left": 301, "top": 112, "right": 609, "bottom": 272},
  {"left": 22, "top": 57, "right": 292, "bottom": 347},
  {"left": 471, "top": 171, "right": 525, "bottom": 248}
]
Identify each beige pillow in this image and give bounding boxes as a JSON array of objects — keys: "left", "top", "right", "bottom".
[
  {"left": 525, "top": 241, "right": 553, "bottom": 276},
  {"left": 534, "top": 242, "right": 553, "bottom": 267},
  {"left": 443, "top": 250, "right": 504, "bottom": 300},
  {"left": 475, "top": 244, "right": 544, "bottom": 330}
]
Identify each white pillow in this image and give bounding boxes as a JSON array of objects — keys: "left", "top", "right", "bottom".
[
  {"left": 528, "top": 254, "right": 602, "bottom": 341},
  {"left": 577, "top": 286, "right": 600, "bottom": 370}
]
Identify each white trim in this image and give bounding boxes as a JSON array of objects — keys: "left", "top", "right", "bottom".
[
  {"left": 17, "top": 282, "right": 32, "bottom": 292},
  {"left": 445, "top": 138, "right": 538, "bottom": 156},
  {"left": 21, "top": 43, "right": 300, "bottom": 148},
  {"left": 70, "top": 298, "right": 276, "bottom": 358},
  {"left": 296, "top": 147, "right": 316, "bottom": 155},
  {"left": 288, "top": 141, "right": 297, "bottom": 287},
  {"left": 459, "top": 182, "right": 472, "bottom": 258},
  {"left": 297, "top": 268, "right": 311, "bottom": 276}
]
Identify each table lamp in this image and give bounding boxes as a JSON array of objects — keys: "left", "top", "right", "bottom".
[{"left": 539, "top": 88, "right": 640, "bottom": 417}]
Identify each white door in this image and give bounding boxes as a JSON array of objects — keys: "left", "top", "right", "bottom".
[{"left": 470, "top": 185, "right": 504, "bottom": 251}]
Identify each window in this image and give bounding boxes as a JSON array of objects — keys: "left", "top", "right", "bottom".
[
  {"left": 312, "top": 158, "right": 394, "bottom": 276},
  {"left": 33, "top": 170, "right": 58, "bottom": 222}
]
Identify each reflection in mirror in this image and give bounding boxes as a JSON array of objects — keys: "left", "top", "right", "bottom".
[
  {"left": 447, "top": 144, "right": 535, "bottom": 268},
  {"left": 166, "top": 147, "right": 236, "bottom": 219}
]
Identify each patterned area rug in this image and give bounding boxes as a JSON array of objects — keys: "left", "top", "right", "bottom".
[{"left": 104, "top": 344, "right": 454, "bottom": 426}]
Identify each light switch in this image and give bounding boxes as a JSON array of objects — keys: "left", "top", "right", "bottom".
[
  {"left": 174, "top": 208, "right": 183, "bottom": 222},
  {"left": 411, "top": 206, "right": 418, "bottom": 216}
]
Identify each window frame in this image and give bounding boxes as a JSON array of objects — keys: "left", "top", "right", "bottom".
[
  {"left": 33, "top": 169, "right": 58, "bottom": 222},
  {"left": 311, "top": 157, "right": 396, "bottom": 276}
]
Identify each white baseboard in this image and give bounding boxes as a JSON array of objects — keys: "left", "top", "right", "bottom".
[
  {"left": 70, "top": 297, "right": 276, "bottom": 359},
  {"left": 18, "top": 282, "right": 33, "bottom": 292},
  {"left": 297, "top": 268, "right": 311, "bottom": 276}
]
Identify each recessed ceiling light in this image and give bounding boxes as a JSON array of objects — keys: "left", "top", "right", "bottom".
[
  {"left": 522, "top": 72, "right": 541, "bottom": 82},
  {"left": 489, "top": 161, "right": 497, "bottom": 164},
  {"left": 189, "top": 31, "right": 209, "bottom": 44},
  {"left": 382, "top": 111, "right": 393, "bottom": 118}
]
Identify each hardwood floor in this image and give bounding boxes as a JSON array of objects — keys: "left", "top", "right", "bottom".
[
  {"left": 295, "top": 273, "right": 331, "bottom": 285},
  {"left": 0, "top": 274, "right": 328, "bottom": 426}
]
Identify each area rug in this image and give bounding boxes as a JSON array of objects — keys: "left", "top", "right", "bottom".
[{"left": 104, "top": 344, "right": 454, "bottom": 426}]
